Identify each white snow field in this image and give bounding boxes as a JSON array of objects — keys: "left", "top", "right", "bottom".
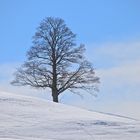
[{"left": 0, "top": 91, "right": 140, "bottom": 140}]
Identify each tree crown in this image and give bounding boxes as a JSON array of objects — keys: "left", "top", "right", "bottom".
[{"left": 11, "top": 17, "right": 99, "bottom": 102}]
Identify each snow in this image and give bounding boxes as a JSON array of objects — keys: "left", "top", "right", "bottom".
[{"left": 0, "top": 91, "right": 140, "bottom": 140}]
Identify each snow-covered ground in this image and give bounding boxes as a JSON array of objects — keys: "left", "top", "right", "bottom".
[{"left": 0, "top": 91, "right": 140, "bottom": 140}]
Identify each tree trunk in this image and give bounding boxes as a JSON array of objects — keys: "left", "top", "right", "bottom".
[
  {"left": 52, "top": 48, "right": 58, "bottom": 102},
  {"left": 52, "top": 93, "right": 58, "bottom": 103}
]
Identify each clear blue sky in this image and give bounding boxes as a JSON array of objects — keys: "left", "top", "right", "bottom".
[
  {"left": 0, "top": 0, "right": 140, "bottom": 119},
  {"left": 1, "top": 0, "right": 140, "bottom": 63}
]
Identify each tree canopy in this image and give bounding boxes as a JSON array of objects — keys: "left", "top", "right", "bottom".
[{"left": 11, "top": 17, "right": 99, "bottom": 102}]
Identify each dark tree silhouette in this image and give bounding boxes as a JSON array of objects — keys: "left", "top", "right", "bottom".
[{"left": 11, "top": 17, "right": 99, "bottom": 102}]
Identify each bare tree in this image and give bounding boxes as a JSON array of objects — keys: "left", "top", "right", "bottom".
[{"left": 11, "top": 17, "right": 99, "bottom": 102}]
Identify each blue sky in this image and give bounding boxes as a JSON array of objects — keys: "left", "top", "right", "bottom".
[
  {"left": 0, "top": 0, "right": 140, "bottom": 119},
  {"left": 1, "top": 0, "right": 140, "bottom": 63}
]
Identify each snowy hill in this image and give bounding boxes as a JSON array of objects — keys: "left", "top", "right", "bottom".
[{"left": 0, "top": 91, "right": 140, "bottom": 140}]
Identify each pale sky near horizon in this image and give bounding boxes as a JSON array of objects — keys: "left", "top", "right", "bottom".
[{"left": 0, "top": 0, "right": 140, "bottom": 119}]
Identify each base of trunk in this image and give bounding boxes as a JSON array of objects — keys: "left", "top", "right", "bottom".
[{"left": 52, "top": 95, "right": 58, "bottom": 103}]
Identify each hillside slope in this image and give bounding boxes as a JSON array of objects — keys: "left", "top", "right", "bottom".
[{"left": 0, "top": 91, "right": 140, "bottom": 140}]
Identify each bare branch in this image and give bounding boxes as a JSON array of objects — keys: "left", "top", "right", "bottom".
[{"left": 11, "top": 17, "right": 100, "bottom": 102}]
